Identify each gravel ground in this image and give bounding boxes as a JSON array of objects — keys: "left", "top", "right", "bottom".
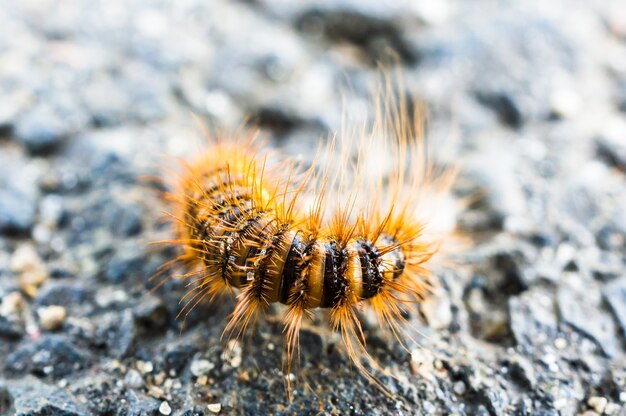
[{"left": 1, "top": 0, "right": 625, "bottom": 415}]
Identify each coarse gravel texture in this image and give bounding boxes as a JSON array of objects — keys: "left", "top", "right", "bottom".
[{"left": 1, "top": 0, "right": 626, "bottom": 415}]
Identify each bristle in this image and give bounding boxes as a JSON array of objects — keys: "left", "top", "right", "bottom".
[
  {"left": 329, "top": 301, "right": 392, "bottom": 397},
  {"left": 282, "top": 299, "right": 307, "bottom": 399}
]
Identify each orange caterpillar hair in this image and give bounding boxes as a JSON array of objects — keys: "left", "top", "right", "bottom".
[{"left": 157, "top": 78, "right": 455, "bottom": 397}]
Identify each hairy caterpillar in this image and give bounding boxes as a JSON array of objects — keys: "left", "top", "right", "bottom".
[{"left": 157, "top": 80, "right": 455, "bottom": 397}]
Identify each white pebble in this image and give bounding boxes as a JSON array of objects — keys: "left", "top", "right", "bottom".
[
  {"left": 137, "top": 360, "right": 154, "bottom": 374},
  {"left": 554, "top": 338, "right": 567, "bottom": 350},
  {"left": 190, "top": 358, "right": 215, "bottom": 377},
  {"left": 38, "top": 305, "right": 67, "bottom": 331},
  {"left": 605, "top": 402, "right": 621, "bottom": 415},
  {"left": 587, "top": 396, "right": 608, "bottom": 414},
  {"left": 453, "top": 381, "right": 466, "bottom": 395},
  {"left": 159, "top": 401, "right": 172, "bottom": 415}
]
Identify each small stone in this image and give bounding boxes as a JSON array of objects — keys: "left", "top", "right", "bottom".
[
  {"left": 0, "top": 291, "right": 25, "bottom": 338},
  {"left": 540, "top": 353, "right": 560, "bottom": 373},
  {"left": 11, "top": 244, "right": 41, "bottom": 271},
  {"left": 453, "top": 381, "right": 466, "bottom": 395},
  {"left": 124, "top": 369, "right": 145, "bottom": 389},
  {"left": 95, "top": 310, "right": 136, "bottom": 358},
  {"left": 81, "top": 78, "right": 133, "bottom": 127},
  {"left": 11, "top": 244, "right": 48, "bottom": 297},
  {"left": 103, "top": 199, "right": 143, "bottom": 237},
  {"left": 587, "top": 396, "right": 608, "bottom": 414},
  {"left": 410, "top": 348, "right": 435, "bottom": 379},
  {"left": 0, "top": 315, "right": 23, "bottom": 340},
  {"left": 0, "top": 189, "right": 36, "bottom": 235},
  {"left": 94, "top": 288, "right": 128, "bottom": 308},
  {"left": 5, "top": 334, "right": 92, "bottom": 378},
  {"left": 127, "top": 390, "right": 161, "bottom": 415},
  {"left": 164, "top": 343, "right": 198, "bottom": 375},
  {"left": 411, "top": 0, "right": 450, "bottom": 25},
  {"left": 7, "top": 377, "right": 88, "bottom": 415},
  {"left": 0, "top": 292, "right": 25, "bottom": 317},
  {"left": 554, "top": 338, "right": 567, "bottom": 350},
  {"left": 509, "top": 287, "right": 558, "bottom": 349},
  {"left": 35, "top": 282, "right": 91, "bottom": 307},
  {"left": 39, "top": 194, "right": 64, "bottom": 228},
  {"left": 148, "top": 385, "right": 166, "bottom": 400},
  {"left": 207, "top": 403, "right": 221, "bottom": 413},
  {"left": 163, "top": 379, "right": 173, "bottom": 390},
  {"left": 604, "top": 402, "right": 622, "bottom": 415},
  {"left": 204, "top": 90, "right": 239, "bottom": 124},
  {"left": 105, "top": 249, "right": 145, "bottom": 283},
  {"left": 159, "top": 401, "right": 172, "bottom": 415},
  {"left": 553, "top": 398, "right": 568, "bottom": 410},
  {"left": 465, "top": 287, "right": 486, "bottom": 315},
  {"left": 549, "top": 89, "right": 582, "bottom": 118},
  {"left": 558, "top": 285, "right": 618, "bottom": 357},
  {"left": 14, "top": 105, "right": 69, "bottom": 154},
  {"left": 38, "top": 305, "right": 67, "bottom": 331},
  {"left": 133, "top": 295, "right": 168, "bottom": 331},
  {"left": 423, "top": 401, "right": 436, "bottom": 414},
  {"left": 137, "top": 360, "right": 154, "bottom": 374},
  {"left": 190, "top": 357, "right": 215, "bottom": 377}
]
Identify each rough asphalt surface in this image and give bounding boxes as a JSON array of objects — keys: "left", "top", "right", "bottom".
[{"left": 0, "top": 0, "right": 625, "bottom": 415}]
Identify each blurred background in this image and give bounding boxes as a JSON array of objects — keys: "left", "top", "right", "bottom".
[{"left": 0, "top": 0, "right": 625, "bottom": 415}]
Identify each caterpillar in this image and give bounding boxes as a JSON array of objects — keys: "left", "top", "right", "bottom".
[{"left": 157, "top": 80, "right": 455, "bottom": 397}]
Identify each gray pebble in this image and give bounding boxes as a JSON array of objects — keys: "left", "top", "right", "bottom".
[
  {"left": 13, "top": 105, "right": 69, "bottom": 154},
  {"left": 0, "top": 189, "right": 35, "bottom": 236},
  {"left": 35, "top": 281, "right": 92, "bottom": 308},
  {"left": 0, "top": 315, "right": 23, "bottom": 340},
  {"left": 126, "top": 390, "right": 161, "bottom": 415},
  {"left": 133, "top": 295, "right": 168, "bottom": 331},
  {"left": 124, "top": 369, "right": 145, "bottom": 389},
  {"left": 557, "top": 285, "right": 619, "bottom": 357},
  {"left": 4, "top": 377, "right": 89, "bottom": 416},
  {"left": 509, "top": 287, "right": 558, "bottom": 349},
  {"left": 5, "top": 334, "right": 92, "bottom": 378},
  {"left": 95, "top": 310, "right": 136, "bottom": 358}
]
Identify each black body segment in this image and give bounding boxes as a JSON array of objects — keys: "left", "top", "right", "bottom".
[
  {"left": 356, "top": 239, "right": 384, "bottom": 300},
  {"left": 279, "top": 233, "right": 310, "bottom": 304},
  {"left": 320, "top": 240, "right": 350, "bottom": 308}
]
